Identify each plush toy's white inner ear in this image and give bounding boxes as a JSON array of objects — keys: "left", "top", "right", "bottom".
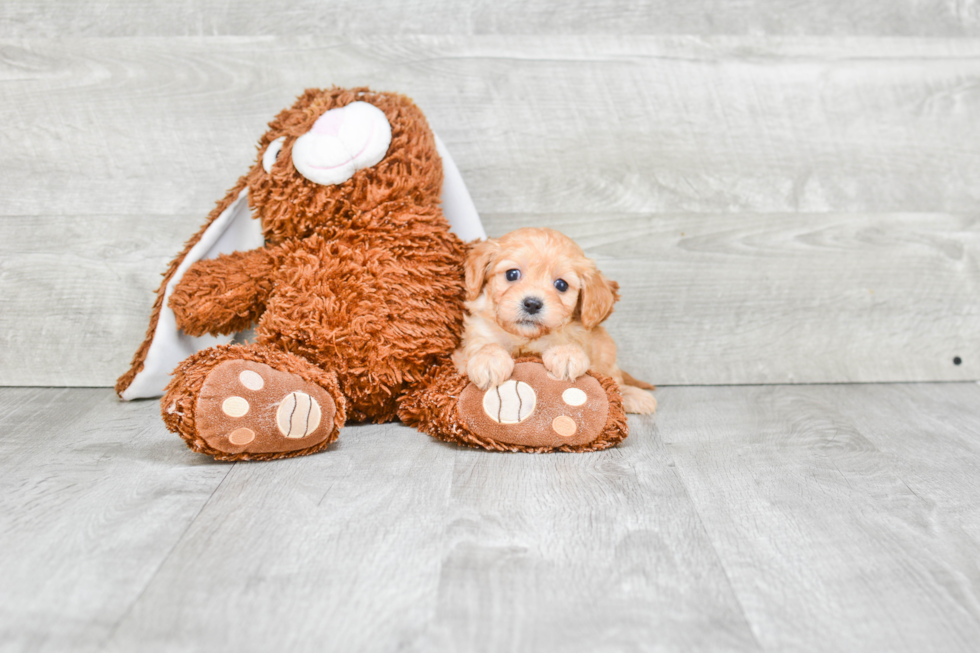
[
  {"left": 121, "top": 188, "right": 265, "bottom": 400},
  {"left": 434, "top": 133, "right": 487, "bottom": 241},
  {"left": 262, "top": 136, "right": 286, "bottom": 173},
  {"left": 292, "top": 101, "right": 392, "bottom": 186}
]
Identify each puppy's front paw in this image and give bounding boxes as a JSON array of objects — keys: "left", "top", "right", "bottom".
[
  {"left": 467, "top": 345, "right": 516, "bottom": 390},
  {"left": 543, "top": 345, "right": 590, "bottom": 381}
]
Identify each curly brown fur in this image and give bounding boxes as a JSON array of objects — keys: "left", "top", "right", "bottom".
[
  {"left": 162, "top": 343, "right": 347, "bottom": 461},
  {"left": 252, "top": 202, "right": 465, "bottom": 423},
  {"left": 169, "top": 247, "right": 282, "bottom": 337},
  {"left": 120, "top": 86, "right": 470, "bottom": 460},
  {"left": 170, "top": 89, "right": 463, "bottom": 427},
  {"left": 247, "top": 87, "right": 444, "bottom": 244},
  {"left": 118, "top": 89, "right": 451, "bottom": 402},
  {"left": 399, "top": 356, "right": 628, "bottom": 453}
]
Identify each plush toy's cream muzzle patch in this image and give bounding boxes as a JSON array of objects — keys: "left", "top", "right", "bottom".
[{"left": 291, "top": 101, "right": 392, "bottom": 186}]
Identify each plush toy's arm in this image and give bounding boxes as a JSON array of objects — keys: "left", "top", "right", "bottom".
[{"left": 168, "top": 247, "right": 281, "bottom": 337}]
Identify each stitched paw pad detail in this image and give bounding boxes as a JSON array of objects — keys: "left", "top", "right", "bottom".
[
  {"left": 458, "top": 362, "right": 609, "bottom": 449},
  {"left": 482, "top": 379, "right": 537, "bottom": 424},
  {"left": 276, "top": 392, "right": 322, "bottom": 437},
  {"left": 195, "top": 360, "right": 337, "bottom": 455}
]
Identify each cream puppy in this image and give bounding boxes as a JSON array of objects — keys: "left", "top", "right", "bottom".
[{"left": 454, "top": 227, "right": 657, "bottom": 414}]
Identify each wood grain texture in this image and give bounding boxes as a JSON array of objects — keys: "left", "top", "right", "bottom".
[
  {"left": 2, "top": 35, "right": 980, "bottom": 386},
  {"left": 0, "top": 213, "right": 189, "bottom": 386},
  {"left": 4, "top": 384, "right": 980, "bottom": 651},
  {"left": 829, "top": 383, "right": 980, "bottom": 545},
  {"left": 5, "top": 36, "right": 980, "bottom": 217},
  {"left": 492, "top": 212, "right": 980, "bottom": 385},
  {"left": 2, "top": 1, "right": 980, "bottom": 37},
  {"left": 657, "top": 382, "right": 980, "bottom": 652},
  {"left": 4, "top": 210, "right": 976, "bottom": 387},
  {"left": 0, "top": 388, "right": 230, "bottom": 653},
  {"left": 100, "top": 411, "right": 757, "bottom": 652}
]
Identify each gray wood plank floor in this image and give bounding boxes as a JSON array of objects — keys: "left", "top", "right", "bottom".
[{"left": 3, "top": 384, "right": 979, "bottom": 652}]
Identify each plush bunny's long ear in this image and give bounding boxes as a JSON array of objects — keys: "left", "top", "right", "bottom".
[
  {"left": 434, "top": 133, "right": 486, "bottom": 241},
  {"left": 116, "top": 181, "right": 264, "bottom": 400}
]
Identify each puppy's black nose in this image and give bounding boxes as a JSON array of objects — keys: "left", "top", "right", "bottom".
[{"left": 522, "top": 297, "right": 544, "bottom": 314}]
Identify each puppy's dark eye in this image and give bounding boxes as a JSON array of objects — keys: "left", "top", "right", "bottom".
[
  {"left": 554, "top": 279, "right": 569, "bottom": 292},
  {"left": 506, "top": 269, "right": 521, "bottom": 282}
]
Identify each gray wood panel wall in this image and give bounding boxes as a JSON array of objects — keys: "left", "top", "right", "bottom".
[
  {"left": 3, "top": 1, "right": 980, "bottom": 37},
  {"left": 2, "top": 7, "right": 979, "bottom": 386}
]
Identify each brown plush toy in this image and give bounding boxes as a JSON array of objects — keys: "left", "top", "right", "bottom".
[{"left": 116, "top": 87, "right": 628, "bottom": 460}]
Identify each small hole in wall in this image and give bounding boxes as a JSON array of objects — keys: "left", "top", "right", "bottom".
[{"left": 953, "top": 356, "right": 962, "bottom": 366}]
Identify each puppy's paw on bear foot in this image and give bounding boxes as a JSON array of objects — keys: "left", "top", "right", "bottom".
[
  {"left": 194, "top": 360, "right": 339, "bottom": 456},
  {"left": 457, "top": 361, "right": 625, "bottom": 451}
]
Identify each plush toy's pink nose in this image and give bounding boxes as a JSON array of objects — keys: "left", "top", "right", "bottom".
[
  {"left": 292, "top": 101, "right": 392, "bottom": 186},
  {"left": 312, "top": 110, "right": 344, "bottom": 137}
]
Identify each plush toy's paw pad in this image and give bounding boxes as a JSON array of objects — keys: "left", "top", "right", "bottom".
[
  {"left": 458, "top": 362, "right": 609, "bottom": 449},
  {"left": 196, "top": 360, "right": 337, "bottom": 455},
  {"left": 482, "top": 379, "right": 537, "bottom": 424}
]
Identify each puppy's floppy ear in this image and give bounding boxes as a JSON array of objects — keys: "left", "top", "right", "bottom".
[
  {"left": 464, "top": 239, "right": 498, "bottom": 301},
  {"left": 578, "top": 270, "right": 620, "bottom": 329}
]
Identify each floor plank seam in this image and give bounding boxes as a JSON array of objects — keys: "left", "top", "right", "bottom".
[
  {"left": 661, "top": 438, "right": 765, "bottom": 651},
  {"left": 96, "top": 462, "right": 237, "bottom": 650}
]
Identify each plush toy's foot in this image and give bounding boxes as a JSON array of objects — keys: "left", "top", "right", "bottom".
[
  {"left": 399, "top": 357, "right": 628, "bottom": 452},
  {"left": 162, "top": 344, "right": 346, "bottom": 461},
  {"left": 194, "top": 359, "right": 338, "bottom": 456},
  {"left": 459, "top": 362, "right": 615, "bottom": 449}
]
